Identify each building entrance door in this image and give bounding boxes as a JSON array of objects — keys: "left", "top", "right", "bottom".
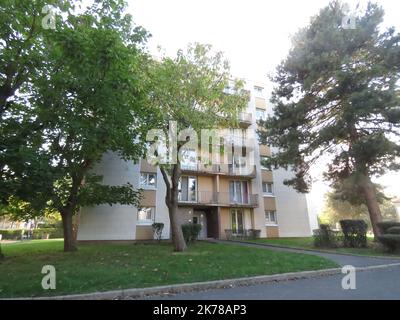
[{"left": 193, "top": 211, "right": 208, "bottom": 239}]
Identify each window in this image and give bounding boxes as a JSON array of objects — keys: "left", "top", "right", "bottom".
[
  {"left": 260, "top": 156, "right": 272, "bottom": 171},
  {"left": 229, "top": 155, "right": 247, "bottom": 175},
  {"left": 262, "top": 182, "right": 274, "bottom": 195},
  {"left": 181, "top": 149, "right": 198, "bottom": 171},
  {"left": 137, "top": 207, "right": 155, "bottom": 224},
  {"left": 255, "top": 108, "right": 266, "bottom": 121},
  {"left": 265, "top": 210, "right": 277, "bottom": 225},
  {"left": 254, "top": 86, "right": 264, "bottom": 96},
  {"left": 140, "top": 173, "right": 157, "bottom": 189},
  {"left": 229, "top": 181, "right": 249, "bottom": 204},
  {"left": 228, "top": 128, "right": 247, "bottom": 147},
  {"left": 179, "top": 176, "right": 197, "bottom": 202},
  {"left": 231, "top": 209, "right": 244, "bottom": 235}
]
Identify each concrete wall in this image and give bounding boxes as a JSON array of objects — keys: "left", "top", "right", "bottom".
[
  {"left": 272, "top": 167, "right": 312, "bottom": 237},
  {"left": 77, "top": 152, "right": 140, "bottom": 241}
]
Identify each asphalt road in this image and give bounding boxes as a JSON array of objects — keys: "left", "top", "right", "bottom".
[
  {"left": 144, "top": 241, "right": 400, "bottom": 300},
  {"left": 146, "top": 265, "right": 400, "bottom": 300}
]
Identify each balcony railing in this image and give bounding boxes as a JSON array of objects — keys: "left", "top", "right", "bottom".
[
  {"left": 181, "top": 164, "right": 256, "bottom": 177},
  {"left": 238, "top": 112, "right": 252, "bottom": 125},
  {"left": 179, "top": 191, "right": 259, "bottom": 207}
]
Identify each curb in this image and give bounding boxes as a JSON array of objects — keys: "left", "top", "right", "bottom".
[
  {"left": 220, "top": 240, "right": 400, "bottom": 261},
  {"left": 7, "top": 262, "right": 400, "bottom": 300}
]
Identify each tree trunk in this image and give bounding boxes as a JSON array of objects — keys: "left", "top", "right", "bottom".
[
  {"left": 360, "top": 175, "right": 383, "bottom": 238},
  {"left": 168, "top": 204, "right": 187, "bottom": 252},
  {"left": 61, "top": 209, "right": 77, "bottom": 252},
  {"left": 160, "top": 166, "right": 187, "bottom": 252}
]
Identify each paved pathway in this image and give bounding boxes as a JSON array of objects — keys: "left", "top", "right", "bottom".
[{"left": 143, "top": 241, "right": 400, "bottom": 300}]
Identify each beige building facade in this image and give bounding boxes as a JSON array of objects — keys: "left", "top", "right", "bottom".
[{"left": 77, "top": 81, "right": 314, "bottom": 241}]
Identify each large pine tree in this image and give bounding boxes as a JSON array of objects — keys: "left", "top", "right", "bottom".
[{"left": 260, "top": 1, "right": 400, "bottom": 237}]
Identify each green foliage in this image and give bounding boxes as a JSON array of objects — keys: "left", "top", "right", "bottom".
[
  {"left": 339, "top": 220, "right": 368, "bottom": 248},
  {"left": 0, "top": 229, "right": 24, "bottom": 240},
  {"left": 320, "top": 191, "right": 398, "bottom": 226},
  {"left": 32, "top": 228, "right": 63, "bottom": 239},
  {"left": 259, "top": 1, "right": 400, "bottom": 234},
  {"left": 377, "top": 221, "right": 400, "bottom": 234},
  {"left": 313, "top": 224, "right": 339, "bottom": 248},
  {"left": 377, "top": 235, "right": 400, "bottom": 253},
  {"left": 377, "top": 221, "right": 400, "bottom": 252},
  {"left": 387, "top": 227, "right": 400, "bottom": 235},
  {"left": 152, "top": 223, "right": 164, "bottom": 242},
  {"left": 181, "top": 224, "right": 202, "bottom": 244},
  {"left": 0, "top": 228, "right": 62, "bottom": 240},
  {"left": 246, "top": 229, "right": 261, "bottom": 240},
  {"left": 0, "top": 0, "right": 151, "bottom": 250},
  {"left": 147, "top": 43, "right": 248, "bottom": 251}
]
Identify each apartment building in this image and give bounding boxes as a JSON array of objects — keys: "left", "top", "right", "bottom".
[{"left": 77, "top": 81, "right": 314, "bottom": 241}]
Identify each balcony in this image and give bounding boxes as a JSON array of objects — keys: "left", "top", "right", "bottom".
[
  {"left": 181, "top": 163, "right": 256, "bottom": 178},
  {"left": 178, "top": 191, "right": 259, "bottom": 208},
  {"left": 238, "top": 112, "right": 252, "bottom": 127}
]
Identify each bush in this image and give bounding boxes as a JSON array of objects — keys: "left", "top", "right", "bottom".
[
  {"left": 339, "top": 220, "right": 368, "bottom": 248},
  {"left": 181, "top": 224, "right": 202, "bottom": 244},
  {"left": 225, "top": 229, "right": 233, "bottom": 240},
  {"left": 32, "top": 228, "right": 63, "bottom": 239},
  {"left": 377, "top": 221, "right": 400, "bottom": 235},
  {"left": 387, "top": 227, "right": 400, "bottom": 235},
  {"left": 0, "top": 229, "right": 24, "bottom": 240},
  {"left": 313, "top": 224, "right": 339, "bottom": 248},
  {"left": 0, "top": 228, "right": 63, "bottom": 240},
  {"left": 377, "top": 235, "right": 400, "bottom": 253},
  {"left": 152, "top": 223, "right": 164, "bottom": 242},
  {"left": 246, "top": 229, "right": 261, "bottom": 240}
]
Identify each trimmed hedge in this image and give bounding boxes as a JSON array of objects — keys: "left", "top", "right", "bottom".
[
  {"left": 377, "top": 221, "right": 400, "bottom": 252},
  {"left": 246, "top": 229, "right": 261, "bottom": 240},
  {"left": 387, "top": 227, "right": 400, "bottom": 235},
  {"left": 377, "top": 235, "right": 400, "bottom": 253},
  {"left": 182, "top": 224, "right": 202, "bottom": 244},
  {"left": 339, "top": 220, "right": 368, "bottom": 248},
  {"left": 377, "top": 221, "right": 400, "bottom": 235},
  {"left": 0, "top": 229, "right": 24, "bottom": 240},
  {"left": 32, "top": 228, "right": 63, "bottom": 239},
  {"left": 313, "top": 224, "right": 339, "bottom": 248},
  {"left": 0, "top": 228, "right": 63, "bottom": 240}
]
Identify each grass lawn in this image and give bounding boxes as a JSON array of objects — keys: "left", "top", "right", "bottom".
[
  {"left": 249, "top": 237, "right": 400, "bottom": 258},
  {"left": 0, "top": 239, "right": 338, "bottom": 298}
]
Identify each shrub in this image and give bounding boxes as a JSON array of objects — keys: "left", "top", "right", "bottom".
[
  {"left": 377, "top": 221, "right": 400, "bottom": 235},
  {"left": 339, "top": 220, "right": 368, "bottom": 248},
  {"left": 0, "top": 229, "right": 24, "bottom": 240},
  {"left": 225, "top": 229, "right": 233, "bottom": 240},
  {"left": 313, "top": 224, "right": 339, "bottom": 248},
  {"left": 377, "top": 235, "right": 400, "bottom": 253},
  {"left": 152, "top": 223, "right": 164, "bottom": 242},
  {"left": 387, "top": 227, "right": 400, "bottom": 235},
  {"left": 181, "top": 224, "right": 202, "bottom": 244},
  {"left": 32, "top": 228, "right": 63, "bottom": 239},
  {"left": 246, "top": 229, "right": 261, "bottom": 240}
]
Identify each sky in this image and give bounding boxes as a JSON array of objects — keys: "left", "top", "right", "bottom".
[{"left": 126, "top": 0, "right": 400, "bottom": 214}]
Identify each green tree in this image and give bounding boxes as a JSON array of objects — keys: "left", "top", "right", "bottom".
[
  {"left": 319, "top": 190, "right": 398, "bottom": 228},
  {"left": 0, "top": 0, "right": 150, "bottom": 251},
  {"left": 147, "top": 44, "right": 248, "bottom": 251},
  {"left": 260, "top": 1, "right": 400, "bottom": 238},
  {"left": 0, "top": 0, "right": 73, "bottom": 206}
]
